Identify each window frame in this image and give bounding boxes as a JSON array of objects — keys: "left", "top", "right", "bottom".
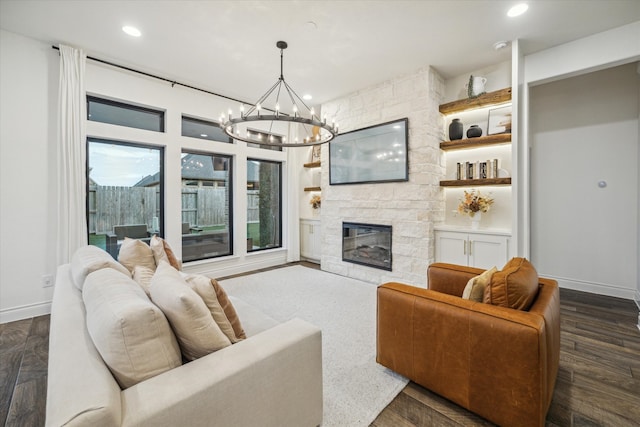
[
  {"left": 246, "top": 158, "right": 283, "bottom": 253},
  {"left": 181, "top": 115, "right": 233, "bottom": 143},
  {"left": 86, "top": 137, "right": 165, "bottom": 253},
  {"left": 180, "top": 149, "right": 234, "bottom": 261},
  {"left": 87, "top": 95, "right": 165, "bottom": 132}
]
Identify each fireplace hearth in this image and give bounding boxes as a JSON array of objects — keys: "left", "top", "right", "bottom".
[{"left": 342, "top": 222, "right": 392, "bottom": 271}]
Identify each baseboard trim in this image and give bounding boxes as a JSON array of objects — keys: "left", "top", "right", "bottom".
[
  {"left": 0, "top": 301, "right": 51, "bottom": 324},
  {"left": 182, "top": 249, "right": 289, "bottom": 278},
  {"left": 543, "top": 274, "right": 636, "bottom": 300}
]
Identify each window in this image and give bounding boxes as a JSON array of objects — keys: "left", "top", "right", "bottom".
[
  {"left": 247, "top": 159, "right": 281, "bottom": 251},
  {"left": 181, "top": 151, "right": 233, "bottom": 261},
  {"left": 87, "top": 96, "right": 165, "bottom": 132},
  {"left": 182, "top": 116, "right": 232, "bottom": 143},
  {"left": 246, "top": 129, "right": 284, "bottom": 151},
  {"left": 87, "top": 139, "right": 164, "bottom": 258}
]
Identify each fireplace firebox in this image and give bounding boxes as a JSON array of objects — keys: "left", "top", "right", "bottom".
[{"left": 342, "top": 222, "right": 392, "bottom": 271}]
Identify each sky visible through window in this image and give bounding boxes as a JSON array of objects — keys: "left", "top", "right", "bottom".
[{"left": 89, "top": 142, "right": 160, "bottom": 187}]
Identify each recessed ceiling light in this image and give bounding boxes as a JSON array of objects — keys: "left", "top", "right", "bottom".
[
  {"left": 303, "top": 94, "right": 313, "bottom": 101},
  {"left": 493, "top": 40, "right": 509, "bottom": 51},
  {"left": 507, "top": 3, "right": 529, "bottom": 17},
  {"left": 122, "top": 25, "right": 142, "bottom": 37}
]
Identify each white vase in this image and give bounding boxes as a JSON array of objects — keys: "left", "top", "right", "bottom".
[{"left": 470, "top": 212, "right": 481, "bottom": 230}]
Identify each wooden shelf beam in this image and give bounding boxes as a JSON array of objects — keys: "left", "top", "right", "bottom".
[
  {"left": 440, "top": 133, "right": 511, "bottom": 151},
  {"left": 439, "top": 88, "right": 512, "bottom": 115},
  {"left": 440, "top": 178, "right": 511, "bottom": 187},
  {"left": 303, "top": 161, "right": 321, "bottom": 168},
  {"left": 304, "top": 186, "right": 321, "bottom": 192}
]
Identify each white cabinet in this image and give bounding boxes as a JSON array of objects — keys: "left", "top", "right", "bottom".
[
  {"left": 435, "top": 229, "right": 510, "bottom": 269},
  {"left": 300, "top": 219, "right": 321, "bottom": 263}
]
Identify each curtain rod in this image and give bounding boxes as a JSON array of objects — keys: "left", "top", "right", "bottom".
[{"left": 51, "top": 45, "right": 259, "bottom": 109}]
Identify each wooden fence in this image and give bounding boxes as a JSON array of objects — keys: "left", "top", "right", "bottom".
[{"left": 89, "top": 185, "right": 258, "bottom": 234}]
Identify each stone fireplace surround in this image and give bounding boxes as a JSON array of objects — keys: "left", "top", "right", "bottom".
[{"left": 319, "top": 67, "right": 445, "bottom": 286}]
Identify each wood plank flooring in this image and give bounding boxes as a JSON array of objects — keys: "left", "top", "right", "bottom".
[{"left": 1, "top": 264, "right": 638, "bottom": 427}]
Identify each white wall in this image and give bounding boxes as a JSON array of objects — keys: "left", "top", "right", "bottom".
[
  {"left": 443, "top": 60, "right": 511, "bottom": 103},
  {"left": 529, "top": 64, "right": 638, "bottom": 299},
  {"left": 0, "top": 29, "right": 299, "bottom": 322},
  {"left": 0, "top": 30, "right": 59, "bottom": 322},
  {"left": 523, "top": 21, "right": 640, "bottom": 301}
]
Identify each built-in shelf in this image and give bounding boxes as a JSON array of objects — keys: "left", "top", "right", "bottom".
[
  {"left": 440, "top": 178, "right": 511, "bottom": 187},
  {"left": 303, "top": 161, "right": 321, "bottom": 168},
  {"left": 440, "top": 133, "right": 511, "bottom": 151},
  {"left": 439, "top": 88, "right": 512, "bottom": 115},
  {"left": 304, "top": 186, "right": 321, "bottom": 192}
]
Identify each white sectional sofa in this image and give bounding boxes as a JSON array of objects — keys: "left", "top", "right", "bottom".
[{"left": 46, "top": 246, "right": 323, "bottom": 427}]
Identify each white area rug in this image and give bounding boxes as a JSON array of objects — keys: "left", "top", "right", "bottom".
[{"left": 220, "top": 265, "right": 408, "bottom": 427}]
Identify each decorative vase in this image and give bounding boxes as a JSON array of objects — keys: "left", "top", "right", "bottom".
[
  {"left": 448, "top": 118, "right": 463, "bottom": 140},
  {"left": 467, "top": 125, "right": 482, "bottom": 138},
  {"left": 470, "top": 212, "right": 481, "bottom": 230},
  {"left": 466, "top": 75, "right": 487, "bottom": 98}
]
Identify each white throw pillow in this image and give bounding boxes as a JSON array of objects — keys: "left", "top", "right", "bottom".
[
  {"left": 70, "top": 245, "right": 130, "bottom": 290},
  {"left": 185, "top": 274, "right": 242, "bottom": 343},
  {"left": 151, "top": 262, "right": 231, "bottom": 360},
  {"left": 83, "top": 268, "right": 182, "bottom": 389},
  {"left": 118, "top": 238, "right": 156, "bottom": 273}
]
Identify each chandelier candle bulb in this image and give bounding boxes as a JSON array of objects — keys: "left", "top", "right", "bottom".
[{"left": 240, "top": 104, "right": 245, "bottom": 118}]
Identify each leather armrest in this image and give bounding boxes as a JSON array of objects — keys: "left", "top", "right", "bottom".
[{"left": 427, "top": 263, "right": 486, "bottom": 296}]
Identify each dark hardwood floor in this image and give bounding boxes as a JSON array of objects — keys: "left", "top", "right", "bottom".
[{"left": 1, "top": 264, "right": 638, "bottom": 427}]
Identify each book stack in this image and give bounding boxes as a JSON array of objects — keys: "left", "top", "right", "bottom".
[{"left": 456, "top": 159, "right": 499, "bottom": 180}]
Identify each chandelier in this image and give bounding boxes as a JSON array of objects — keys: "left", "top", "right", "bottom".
[{"left": 220, "top": 41, "right": 338, "bottom": 147}]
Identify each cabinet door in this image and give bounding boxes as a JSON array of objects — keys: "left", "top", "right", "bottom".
[
  {"left": 300, "top": 220, "right": 321, "bottom": 262},
  {"left": 468, "top": 233, "right": 509, "bottom": 269},
  {"left": 435, "top": 231, "right": 468, "bottom": 266}
]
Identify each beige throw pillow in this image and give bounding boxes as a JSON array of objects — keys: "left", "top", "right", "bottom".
[
  {"left": 132, "top": 265, "right": 155, "bottom": 296},
  {"left": 185, "top": 274, "right": 244, "bottom": 343},
  {"left": 150, "top": 262, "right": 231, "bottom": 360},
  {"left": 150, "top": 235, "right": 181, "bottom": 270},
  {"left": 83, "top": 268, "right": 182, "bottom": 389},
  {"left": 462, "top": 267, "right": 497, "bottom": 302},
  {"left": 70, "top": 245, "right": 131, "bottom": 290},
  {"left": 118, "top": 238, "right": 156, "bottom": 273}
]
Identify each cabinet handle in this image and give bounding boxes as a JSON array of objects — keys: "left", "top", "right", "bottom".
[
  {"left": 463, "top": 240, "right": 466, "bottom": 255},
  {"left": 469, "top": 240, "right": 473, "bottom": 256}
]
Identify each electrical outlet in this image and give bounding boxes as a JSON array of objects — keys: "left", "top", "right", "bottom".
[{"left": 42, "top": 274, "right": 54, "bottom": 288}]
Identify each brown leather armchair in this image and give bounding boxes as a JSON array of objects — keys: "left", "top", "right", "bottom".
[{"left": 377, "top": 263, "right": 560, "bottom": 427}]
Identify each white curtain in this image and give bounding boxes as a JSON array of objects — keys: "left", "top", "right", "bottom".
[
  {"left": 286, "top": 143, "right": 301, "bottom": 262},
  {"left": 56, "top": 44, "right": 87, "bottom": 265}
]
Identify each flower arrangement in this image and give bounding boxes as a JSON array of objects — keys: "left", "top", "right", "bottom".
[
  {"left": 310, "top": 194, "right": 321, "bottom": 209},
  {"left": 457, "top": 189, "right": 494, "bottom": 217}
]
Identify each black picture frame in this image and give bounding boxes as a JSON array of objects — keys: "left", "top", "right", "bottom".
[{"left": 329, "top": 118, "right": 409, "bottom": 185}]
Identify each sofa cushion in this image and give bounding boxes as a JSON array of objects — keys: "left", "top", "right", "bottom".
[
  {"left": 70, "top": 245, "right": 131, "bottom": 290},
  {"left": 150, "top": 235, "right": 181, "bottom": 270},
  {"left": 118, "top": 237, "right": 156, "bottom": 273},
  {"left": 132, "top": 265, "right": 155, "bottom": 296},
  {"left": 185, "top": 274, "right": 245, "bottom": 343},
  {"left": 150, "top": 262, "right": 231, "bottom": 360},
  {"left": 83, "top": 268, "right": 182, "bottom": 389},
  {"left": 484, "top": 257, "right": 539, "bottom": 310},
  {"left": 462, "top": 266, "right": 497, "bottom": 302}
]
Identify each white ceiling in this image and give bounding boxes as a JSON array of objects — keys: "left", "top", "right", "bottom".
[{"left": 1, "top": 0, "right": 639, "bottom": 106}]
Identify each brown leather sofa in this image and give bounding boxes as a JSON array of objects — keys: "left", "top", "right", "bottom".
[{"left": 377, "top": 263, "right": 560, "bottom": 427}]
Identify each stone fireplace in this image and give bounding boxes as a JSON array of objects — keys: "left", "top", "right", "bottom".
[
  {"left": 319, "top": 66, "right": 444, "bottom": 285},
  {"left": 342, "top": 222, "right": 392, "bottom": 271}
]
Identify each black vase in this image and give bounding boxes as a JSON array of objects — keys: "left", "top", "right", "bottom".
[
  {"left": 466, "top": 125, "right": 482, "bottom": 138},
  {"left": 448, "top": 118, "right": 463, "bottom": 140}
]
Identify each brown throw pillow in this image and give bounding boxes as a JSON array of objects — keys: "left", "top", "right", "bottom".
[
  {"left": 484, "top": 257, "right": 539, "bottom": 310},
  {"left": 211, "top": 279, "right": 247, "bottom": 340},
  {"left": 150, "top": 235, "right": 181, "bottom": 270}
]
